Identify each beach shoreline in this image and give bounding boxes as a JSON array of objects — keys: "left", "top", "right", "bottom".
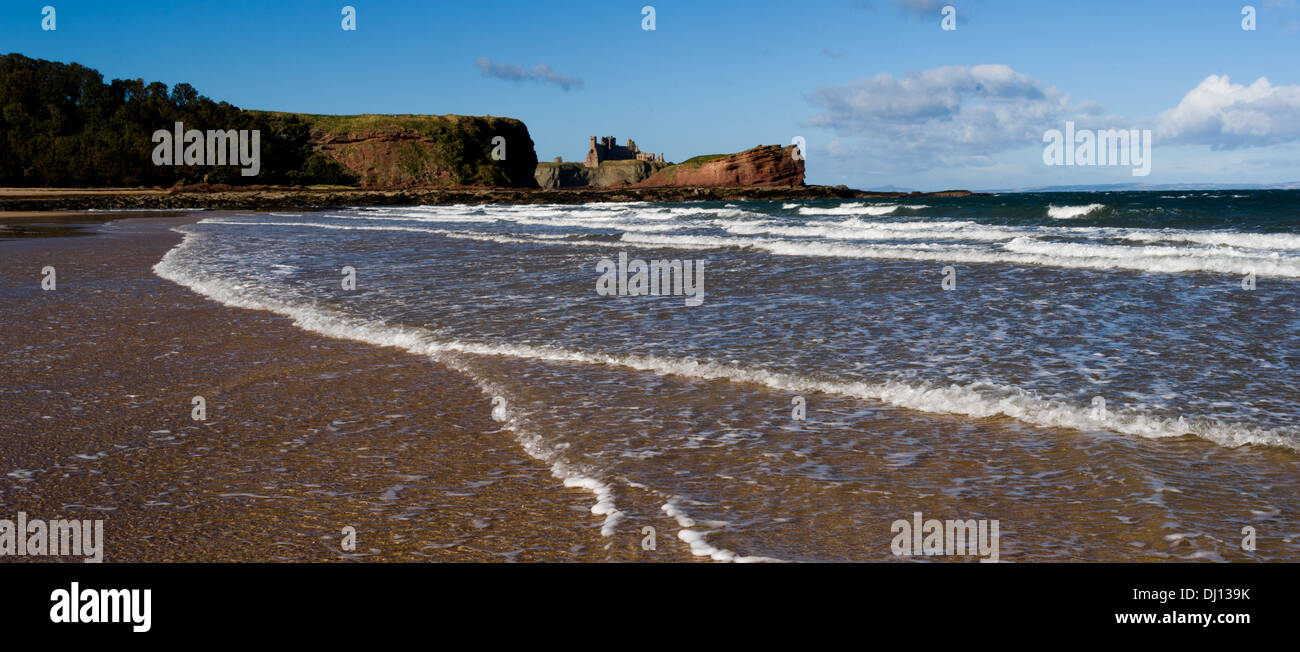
[
  {"left": 0, "top": 214, "right": 668, "bottom": 562},
  {"left": 6, "top": 198, "right": 1297, "bottom": 563}
]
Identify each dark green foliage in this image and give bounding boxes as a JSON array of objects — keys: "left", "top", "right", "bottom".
[
  {"left": 0, "top": 53, "right": 359, "bottom": 187},
  {"left": 292, "top": 112, "right": 538, "bottom": 187}
]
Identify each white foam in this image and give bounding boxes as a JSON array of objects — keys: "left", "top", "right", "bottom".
[
  {"left": 161, "top": 231, "right": 630, "bottom": 540},
  {"left": 663, "top": 206, "right": 763, "bottom": 219},
  {"left": 624, "top": 232, "right": 1300, "bottom": 277},
  {"left": 202, "top": 216, "right": 1300, "bottom": 278},
  {"left": 798, "top": 203, "right": 900, "bottom": 216},
  {"left": 154, "top": 229, "right": 1300, "bottom": 458},
  {"left": 1047, "top": 203, "right": 1106, "bottom": 219},
  {"left": 202, "top": 218, "right": 458, "bottom": 236},
  {"left": 724, "top": 218, "right": 1021, "bottom": 242},
  {"left": 661, "top": 500, "right": 779, "bottom": 562},
  {"left": 1119, "top": 230, "right": 1300, "bottom": 251},
  {"left": 1001, "top": 237, "right": 1300, "bottom": 276},
  {"left": 417, "top": 355, "right": 628, "bottom": 539}
]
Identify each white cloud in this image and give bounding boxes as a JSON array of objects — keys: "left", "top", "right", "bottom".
[
  {"left": 1156, "top": 75, "right": 1300, "bottom": 150},
  {"left": 806, "top": 66, "right": 1300, "bottom": 177},
  {"left": 475, "top": 57, "right": 584, "bottom": 91},
  {"left": 806, "top": 64, "right": 1075, "bottom": 170}
]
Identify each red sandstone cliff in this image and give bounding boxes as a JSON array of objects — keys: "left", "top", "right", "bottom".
[
  {"left": 635, "top": 145, "right": 804, "bottom": 188},
  {"left": 267, "top": 113, "right": 539, "bottom": 188}
]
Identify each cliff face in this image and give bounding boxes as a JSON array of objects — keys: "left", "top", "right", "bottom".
[
  {"left": 535, "top": 159, "right": 672, "bottom": 189},
  {"left": 535, "top": 162, "right": 592, "bottom": 188},
  {"left": 261, "top": 113, "right": 539, "bottom": 188},
  {"left": 636, "top": 145, "right": 804, "bottom": 188}
]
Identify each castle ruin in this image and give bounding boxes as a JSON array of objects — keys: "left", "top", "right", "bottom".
[{"left": 584, "top": 136, "right": 665, "bottom": 167}]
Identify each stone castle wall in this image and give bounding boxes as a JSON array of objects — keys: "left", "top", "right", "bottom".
[{"left": 584, "top": 136, "right": 664, "bottom": 167}]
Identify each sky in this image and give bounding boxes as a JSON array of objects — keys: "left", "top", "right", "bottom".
[{"left": 2, "top": 0, "right": 1299, "bottom": 190}]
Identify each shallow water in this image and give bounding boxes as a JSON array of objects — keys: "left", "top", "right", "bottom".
[{"left": 149, "top": 191, "right": 1300, "bottom": 561}]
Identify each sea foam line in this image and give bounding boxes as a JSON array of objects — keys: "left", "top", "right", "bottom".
[
  {"left": 463, "top": 376, "right": 626, "bottom": 538},
  {"left": 155, "top": 228, "right": 1300, "bottom": 458},
  {"left": 203, "top": 217, "right": 1300, "bottom": 278},
  {"left": 661, "top": 499, "right": 780, "bottom": 563},
  {"left": 162, "top": 226, "right": 629, "bottom": 540},
  {"left": 328, "top": 208, "right": 1300, "bottom": 254}
]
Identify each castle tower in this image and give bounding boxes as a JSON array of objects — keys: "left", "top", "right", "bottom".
[{"left": 584, "top": 136, "right": 662, "bottom": 166}]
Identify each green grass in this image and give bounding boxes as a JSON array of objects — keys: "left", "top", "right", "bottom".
[
  {"left": 247, "top": 112, "right": 533, "bottom": 186},
  {"left": 252, "top": 112, "right": 523, "bottom": 136},
  {"left": 676, "top": 154, "right": 729, "bottom": 168}
]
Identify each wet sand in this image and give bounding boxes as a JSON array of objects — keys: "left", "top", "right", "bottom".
[{"left": 0, "top": 215, "right": 676, "bottom": 561}]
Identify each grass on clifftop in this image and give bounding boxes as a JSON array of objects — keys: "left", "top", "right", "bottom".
[
  {"left": 646, "top": 154, "right": 729, "bottom": 182},
  {"left": 252, "top": 112, "right": 534, "bottom": 187},
  {"left": 255, "top": 112, "right": 525, "bottom": 137},
  {"left": 676, "top": 154, "right": 729, "bottom": 168}
]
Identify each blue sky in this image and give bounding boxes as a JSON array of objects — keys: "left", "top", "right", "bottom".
[{"left": 3, "top": 0, "right": 1299, "bottom": 190}]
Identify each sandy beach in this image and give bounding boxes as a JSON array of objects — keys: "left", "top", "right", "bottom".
[{"left": 0, "top": 214, "right": 678, "bottom": 561}]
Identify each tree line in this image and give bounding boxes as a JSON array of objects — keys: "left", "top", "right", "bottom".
[{"left": 0, "top": 53, "right": 358, "bottom": 187}]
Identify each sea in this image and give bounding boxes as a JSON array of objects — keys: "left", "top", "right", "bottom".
[{"left": 152, "top": 190, "right": 1300, "bottom": 561}]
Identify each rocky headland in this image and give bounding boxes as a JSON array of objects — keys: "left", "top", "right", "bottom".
[
  {"left": 274, "top": 112, "right": 539, "bottom": 188},
  {"left": 536, "top": 144, "right": 805, "bottom": 189}
]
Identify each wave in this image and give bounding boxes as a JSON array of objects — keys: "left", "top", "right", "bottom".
[
  {"left": 155, "top": 227, "right": 1300, "bottom": 457},
  {"left": 1047, "top": 203, "right": 1106, "bottom": 219},
  {"left": 723, "top": 218, "right": 1023, "bottom": 242},
  {"left": 621, "top": 232, "right": 1300, "bottom": 277},
  {"left": 207, "top": 218, "right": 1300, "bottom": 278},
  {"left": 661, "top": 499, "right": 779, "bottom": 562},
  {"left": 321, "top": 206, "right": 1300, "bottom": 259},
  {"left": 1118, "top": 230, "right": 1300, "bottom": 251},
  {"left": 798, "top": 203, "right": 900, "bottom": 216},
  {"left": 476, "top": 390, "right": 625, "bottom": 538}
]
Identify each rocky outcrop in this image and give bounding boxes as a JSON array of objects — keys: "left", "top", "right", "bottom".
[
  {"left": 535, "top": 159, "right": 672, "bottom": 189},
  {"left": 263, "top": 112, "right": 539, "bottom": 188},
  {"left": 636, "top": 145, "right": 804, "bottom": 188},
  {"left": 535, "top": 144, "right": 803, "bottom": 189},
  {"left": 535, "top": 162, "right": 593, "bottom": 188}
]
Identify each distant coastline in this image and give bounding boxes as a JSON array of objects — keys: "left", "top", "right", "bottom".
[{"left": 0, "top": 185, "right": 981, "bottom": 212}]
